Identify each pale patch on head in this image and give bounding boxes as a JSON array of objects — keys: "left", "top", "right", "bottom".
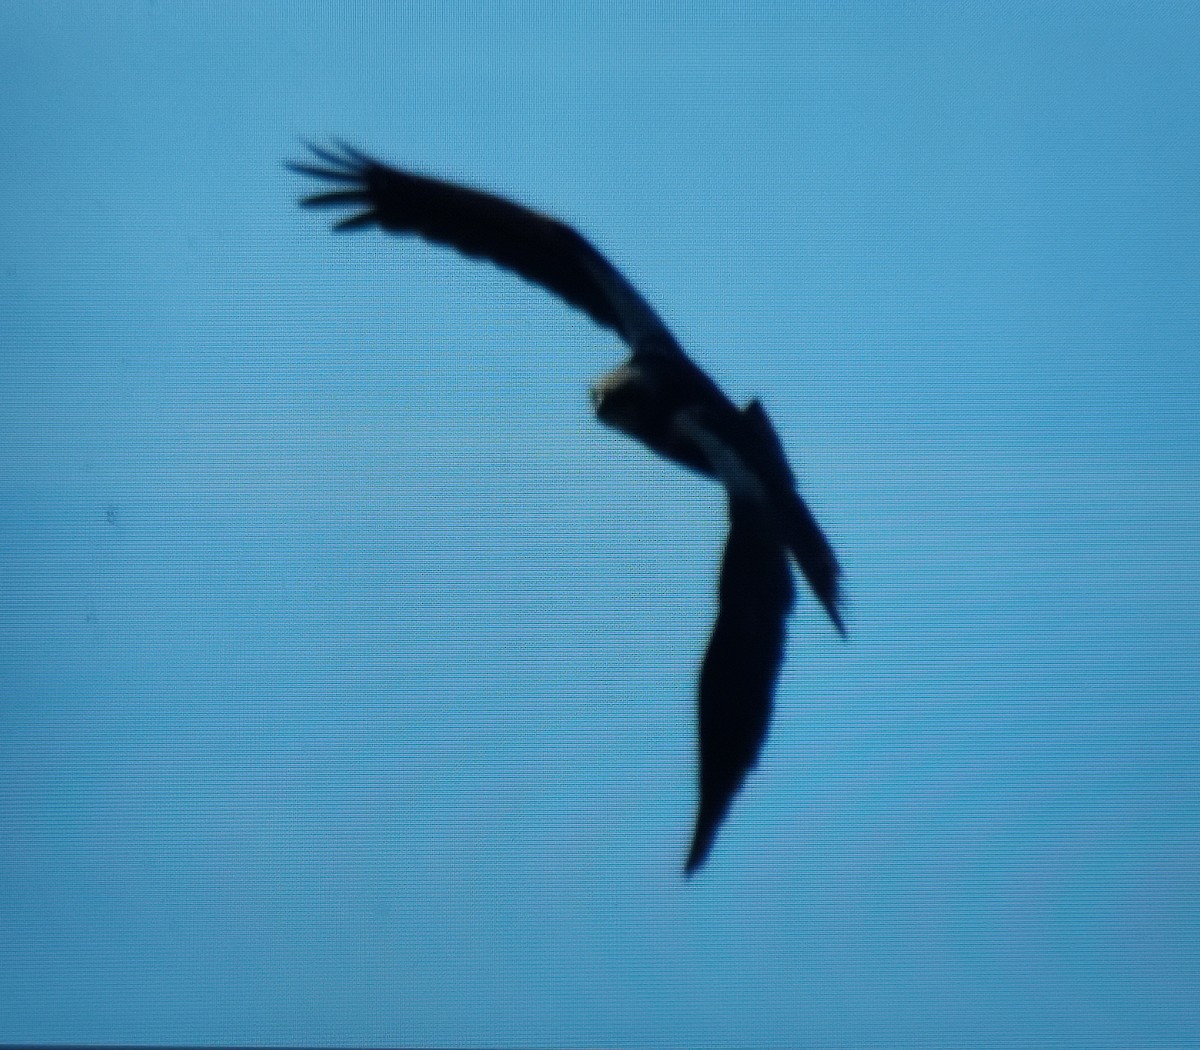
[
  {"left": 589, "top": 363, "right": 653, "bottom": 439},
  {"left": 589, "top": 362, "right": 640, "bottom": 411}
]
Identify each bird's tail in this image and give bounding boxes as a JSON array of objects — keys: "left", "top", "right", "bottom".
[
  {"left": 781, "top": 489, "right": 845, "bottom": 634},
  {"left": 741, "top": 400, "right": 845, "bottom": 634}
]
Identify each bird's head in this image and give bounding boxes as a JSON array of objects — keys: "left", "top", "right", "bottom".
[{"left": 590, "top": 362, "right": 653, "bottom": 436}]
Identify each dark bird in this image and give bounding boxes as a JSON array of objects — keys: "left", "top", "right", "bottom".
[{"left": 290, "top": 142, "right": 845, "bottom": 875}]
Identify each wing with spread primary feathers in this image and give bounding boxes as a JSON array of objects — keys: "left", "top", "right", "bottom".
[{"left": 290, "top": 142, "right": 680, "bottom": 356}]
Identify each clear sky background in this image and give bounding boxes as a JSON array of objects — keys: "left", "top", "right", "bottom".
[{"left": 2, "top": 3, "right": 1198, "bottom": 1047}]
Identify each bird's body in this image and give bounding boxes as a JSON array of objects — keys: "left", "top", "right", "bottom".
[{"left": 291, "top": 143, "right": 844, "bottom": 874}]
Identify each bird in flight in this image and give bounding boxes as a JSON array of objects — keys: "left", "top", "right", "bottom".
[{"left": 290, "top": 142, "right": 845, "bottom": 875}]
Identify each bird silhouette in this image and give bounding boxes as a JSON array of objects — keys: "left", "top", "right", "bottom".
[{"left": 290, "top": 143, "right": 845, "bottom": 875}]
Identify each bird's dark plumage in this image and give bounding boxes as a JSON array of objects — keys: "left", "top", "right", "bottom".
[{"left": 290, "top": 142, "right": 844, "bottom": 875}]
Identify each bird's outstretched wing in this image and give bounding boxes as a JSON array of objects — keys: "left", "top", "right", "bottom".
[
  {"left": 289, "top": 142, "right": 680, "bottom": 355},
  {"left": 676, "top": 413, "right": 797, "bottom": 876}
]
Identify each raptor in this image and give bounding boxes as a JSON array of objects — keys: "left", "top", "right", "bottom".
[{"left": 290, "top": 143, "right": 845, "bottom": 874}]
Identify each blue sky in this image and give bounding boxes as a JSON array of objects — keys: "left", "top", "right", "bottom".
[{"left": 2, "top": 3, "right": 1198, "bottom": 1046}]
